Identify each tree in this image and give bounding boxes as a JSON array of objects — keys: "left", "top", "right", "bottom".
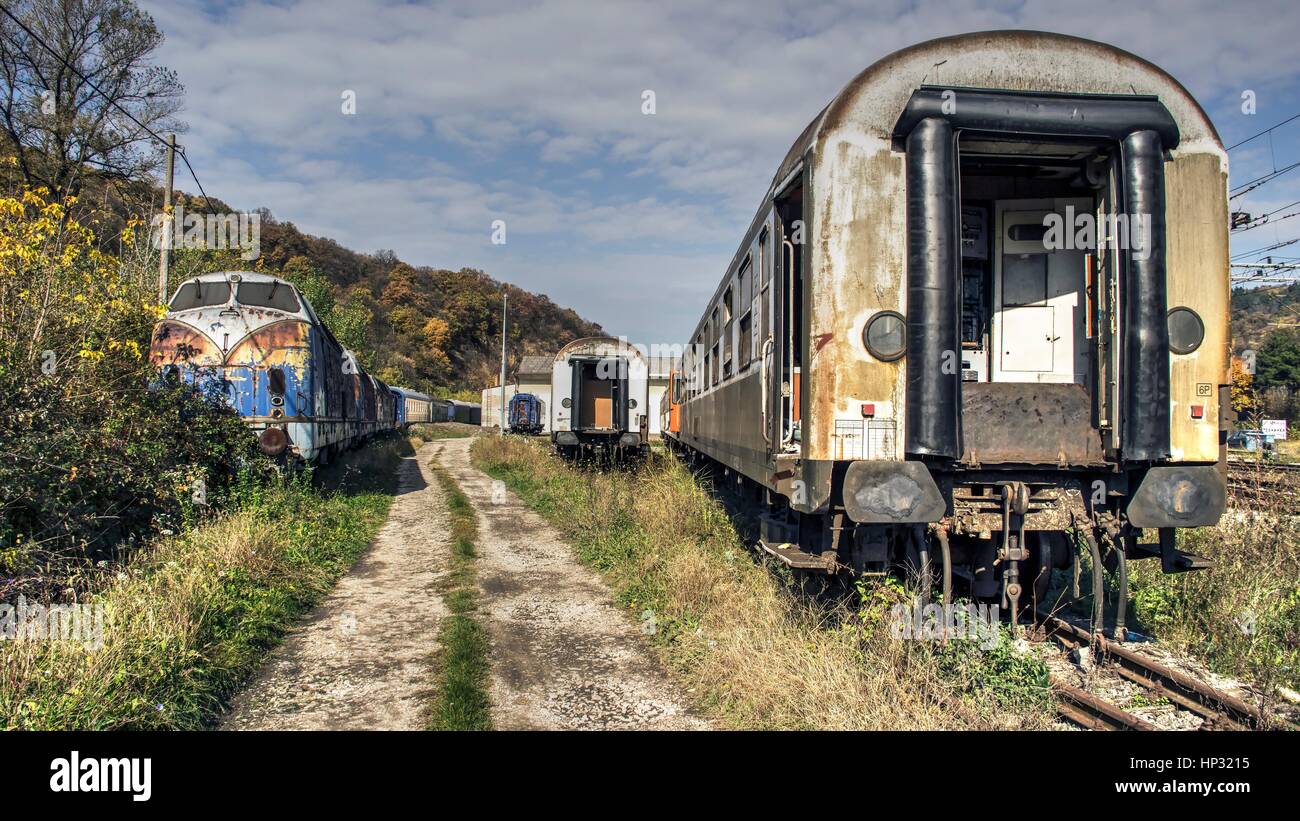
[
  {"left": 1230, "top": 355, "right": 1257, "bottom": 419},
  {"left": 1255, "top": 328, "right": 1300, "bottom": 422},
  {"left": 0, "top": 0, "right": 183, "bottom": 199},
  {"left": 1255, "top": 328, "right": 1300, "bottom": 394}
]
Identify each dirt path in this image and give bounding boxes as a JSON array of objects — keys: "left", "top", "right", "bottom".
[
  {"left": 434, "top": 437, "right": 709, "bottom": 730},
  {"left": 222, "top": 444, "right": 450, "bottom": 730}
]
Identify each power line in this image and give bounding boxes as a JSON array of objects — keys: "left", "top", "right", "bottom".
[
  {"left": 1232, "top": 199, "right": 1300, "bottom": 233},
  {"left": 1227, "top": 112, "right": 1300, "bottom": 151},
  {"left": 0, "top": 4, "right": 216, "bottom": 213},
  {"left": 1230, "top": 160, "right": 1300, "bottom": 199},
  {"left": 1232, "top": 237, "right": 1300, "bottom": 260}
]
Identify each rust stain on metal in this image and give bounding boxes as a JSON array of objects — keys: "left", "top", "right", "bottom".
[{"left": 149, "top": 321, "right": 222, "bottom": 366}]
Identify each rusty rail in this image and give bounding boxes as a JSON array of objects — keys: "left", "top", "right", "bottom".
[
  {"left": 1038, "top": 609, "right": 1291, "bottom": 731},
  {"left": 1053, "top": 680, "right": 1159, "bottom": 730}
]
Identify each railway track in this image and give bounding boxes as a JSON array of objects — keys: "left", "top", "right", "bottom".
[
  {"left": 1225, "top": 460, "right": 1300, "bottom": 507},
  {"left": 1037, "top": 610, "right": 1292, "bottom": 731}
]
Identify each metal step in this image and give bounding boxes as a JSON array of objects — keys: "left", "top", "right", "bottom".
[
  {"left": 760, "top": 541, "right": 837, "bottom": 573},
  {"left": 1163, "top": 549, "right": 1213, "bottom": 573}
]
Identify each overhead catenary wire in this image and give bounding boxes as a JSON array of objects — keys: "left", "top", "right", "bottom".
[
  {"left": 1230, "top": 160, "right": 1300, "bottom": 199},
  {"left": 0, "top": 3, "right": 217, "bottom": 214},
  {"left": 1232, "top": 237, "right": 1300, "bottom": 260},
  {"left": 1227, "top": 112, "right": 1300, "bottom": 152},
  {"left": 1231, "top": 199, "right": 1300, "bottom": 233}
]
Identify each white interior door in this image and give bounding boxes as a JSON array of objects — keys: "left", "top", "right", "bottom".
[{"left": 992, "top": 199, "right": 1091, "bottom": 385}]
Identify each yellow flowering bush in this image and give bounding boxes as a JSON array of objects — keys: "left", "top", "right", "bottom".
[{"left": 0, "top": 180, "right": 262, "bottom": 592}]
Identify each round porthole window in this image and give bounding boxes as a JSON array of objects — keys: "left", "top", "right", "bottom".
[
  {"left": 863, "top": 311, "right": 906, "bottom": 361},
  {"left": 629, "top": 398, "right": 637, "bottom": 409},
  {"left": 562, "top": 397, "right": 572, "bottom": 408},
  {"left": 1167, "top": 307, "right": 1204, "bottom": 355}
]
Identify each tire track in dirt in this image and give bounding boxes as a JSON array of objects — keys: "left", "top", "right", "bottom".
[
  {"left": 222, "top": 443, "right": 451, "bottom": 730},
  {"left": 436, "top": 437, "right": 709, "bottom": 730}
]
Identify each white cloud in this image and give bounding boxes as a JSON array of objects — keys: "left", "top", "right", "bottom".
[{"left": 140, "top": 0, "right": 1300, "bottom": 342}]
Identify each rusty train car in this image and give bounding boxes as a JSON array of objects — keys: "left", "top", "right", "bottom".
[
  {"left": 662, "top": 31, "right": 1229, "bottom": 634},
  {"left": 150, "top": 271, "right": 406, "bottom": 464}
]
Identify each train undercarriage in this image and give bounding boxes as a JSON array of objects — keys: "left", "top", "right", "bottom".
[{"left": 666, "top": 437, "right": 1216, "bottom": 640}]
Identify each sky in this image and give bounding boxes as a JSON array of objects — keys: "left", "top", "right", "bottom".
[{"left": 140, "top": 0, "right": 1300, "bottom": 346}]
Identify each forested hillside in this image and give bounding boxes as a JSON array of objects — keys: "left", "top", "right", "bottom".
[{"left": 1231, "top": 282, "right": 1300, "bottom": 353}]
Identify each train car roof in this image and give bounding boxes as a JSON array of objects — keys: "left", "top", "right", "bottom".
[
  {"left": 554, "top": 336, "right": 649, "bottom": 362},
  {"left": 770, "top": 30, "right": 1221, "bottom": 192},
  {"left": 390, "top": 386, "right": 433, "bottom": 401}
]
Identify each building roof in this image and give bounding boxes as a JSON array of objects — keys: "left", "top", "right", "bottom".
[{"left": 515, "top": 354, "right": 554, "bottom": 379}]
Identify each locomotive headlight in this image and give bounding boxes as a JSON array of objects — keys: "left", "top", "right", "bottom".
[
  {"left": 1167, "top": 307, "right": 1204, "bottom": 355},
  {"left": 863, "top": 311, "right": 906, "bottom": 361}
]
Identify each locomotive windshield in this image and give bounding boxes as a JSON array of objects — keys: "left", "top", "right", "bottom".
[
  {"left": 237, "top": 281, "right": 300, "bottom": 312},
  {"left": 169, "top": 280, "right": 231, "bottom": 311}
]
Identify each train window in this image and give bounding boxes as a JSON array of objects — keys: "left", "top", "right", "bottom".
[
  {"left": 722, "top": 286, "right": 734, "bottom": 379},
  {"left": 864, "top": 311, "right": 906, "bottom": 361},
  {"left": 237, "top": 281, "right": 300, "bottom": 312},
  {"left": 739, "top": 313, "right": 752, "bottom": 370},
  {"left": 169, "top": 280, "right": 231, "bottom": 310},
  {"left": 705, "top": 350, "right": 712, "bottom": 388}
]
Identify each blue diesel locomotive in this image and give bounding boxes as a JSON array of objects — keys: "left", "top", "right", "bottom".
[{"left": 150, "top": 271, "right": 420, "bottom": 464}]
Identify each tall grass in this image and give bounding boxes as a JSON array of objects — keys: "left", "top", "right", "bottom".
[
  {"left": 0, "top": 437, "right": 408, "bottom": 730},
  {"left": 1129, "top": 470, "right": 1300, "bottom": 694},
  {"left": 471, "top": 436, "right": 1053, "bottom": 730}
]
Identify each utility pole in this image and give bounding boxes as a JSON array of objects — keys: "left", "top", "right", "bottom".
[
  {"left": 158, "top": 133, "right": 176, "bottom": 303},
  {"left": 500, "top": 291, "right": 508, "bottom": 432}
]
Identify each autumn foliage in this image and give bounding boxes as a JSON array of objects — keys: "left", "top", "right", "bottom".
[{"left": 0, "top": 180, "right": 257, "bottom": 593}]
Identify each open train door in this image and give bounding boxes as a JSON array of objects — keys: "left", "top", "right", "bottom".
[
  {"left": 764, "top": 208, "right": 782, "bottom": 457},
  {"left": 768, "top": 174, "right": 803, "bottom": 457},
  {"left": 570, "top": 360, "right": 583, "bottom": 430},
  {"left": 613, "top": 361, "right": 629, "bottom": 432}
]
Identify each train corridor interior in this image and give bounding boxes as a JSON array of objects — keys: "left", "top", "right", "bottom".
[
  {"left": 573, "top": 358, "right": 623, "bottom": 431},
  {"left": 956, "top": 137, "right": 1115, "bottom": 464}
]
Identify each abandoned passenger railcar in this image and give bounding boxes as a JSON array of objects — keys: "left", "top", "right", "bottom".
[
  {"left": 551, "top": 337, "right": 650, "bottom": 460},
  {"left": 663, "top": 31, "right": 1229, "bottom": 636}
]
